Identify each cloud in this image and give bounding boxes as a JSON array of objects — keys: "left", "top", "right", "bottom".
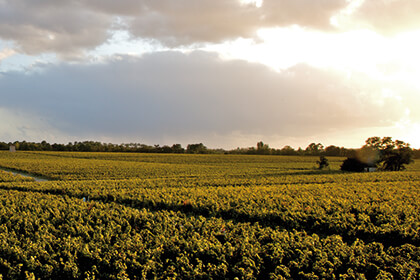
[
  {"left": 3, "top": 0, "right": 420, "bottom": 58},
  {"left": 0, "top": 0, "right": 349, "bottom": 56},
  {"left": 0, "top": 0, "right": 112, "bottom": 57},
  {"left": 0, "top": 48, "right": 13, "bottom": 58},
  {"left": 0, "top": 51, "right": 413, "bottom": 147},
  {"left": 340, "top": 0, "right": 420, "bottom": 35},
  {"left": 0, "top": 48, "right": 15, "bottom": 61},
  {"left": 128, "top": 0, "right": 349, "bottom": 46}
]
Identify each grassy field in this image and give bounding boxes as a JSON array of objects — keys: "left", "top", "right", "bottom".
[{"left": 0, "top": 151, "right": 418, "bottom": 279}]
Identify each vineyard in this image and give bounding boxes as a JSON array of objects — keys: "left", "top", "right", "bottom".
[{"left": 0, "top": 151, "right": 418, "bottom": 279}]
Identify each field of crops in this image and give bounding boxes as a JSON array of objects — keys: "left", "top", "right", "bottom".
[{"left": 0, "top": 151, "right": 419, "bottom": 279}]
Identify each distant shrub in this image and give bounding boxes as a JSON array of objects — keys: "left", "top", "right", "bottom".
[
  {"left": 340, "top": 158, "right": 367, "bottom": 172},
  {"left": 317, "top": 156, "right": 329, "bottom": 169}
]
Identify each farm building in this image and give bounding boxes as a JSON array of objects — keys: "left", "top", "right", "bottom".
[
  {"left": 364, "top": 167, "right": 377, "bottom": 172},
  {"left": 9, "top": 145, "right": 16, "bottom": 152}
]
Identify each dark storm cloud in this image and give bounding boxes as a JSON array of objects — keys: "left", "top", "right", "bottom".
[{"left": 0, "top": 51, "right": 406, "bottom": 142}]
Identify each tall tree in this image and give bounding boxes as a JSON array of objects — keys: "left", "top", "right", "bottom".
[
  {"left": 256, "top": 141, "right": 270, "bottom": 155},
  {"left": 186, "top": 143, "right": 207, "bottom": 154},
  {"left": 305, "top": 143, "right": 324, "bottom": 156},
  {"left": 363, "top": 137, "right": 413, "bottom": 171}
]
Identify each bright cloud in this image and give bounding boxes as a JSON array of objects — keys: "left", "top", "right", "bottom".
[{"left": 349, "top": 0, "right": 420, "bottom": 35}]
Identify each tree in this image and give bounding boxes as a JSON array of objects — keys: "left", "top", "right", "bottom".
[
  {"left": 305, "top": 143, "right": 324, "bottom": 156},
  {"left": 317, "top": 156, "right": 329, "bottom": 169},
  {"left": 363, "top": 137, "right": 413, "bottom": 171},
  {"left": 171, "top": 144, "right": 185, "bottom": 154},
  {"left": 381, "top": 145, "right": 413, "bottom": 171},
  {"left": 340, "top": 137, "right": 414, "bottom": 172},
  {"left": 256, "top": 141, "right": 271, "bottom": 155},
  {"left": 414, "top": 149, "right": 420, "bottom": 159},
  {"left": 280, "top": 145, "right": 297, "bottom": 155},
  {"left": 0, "top": 142, "right": 8, "bottom": 150},
  {"left": 186, "top": 143, "right": 207, "bottom": 154},
  {"left": 341, "top": 157, "right": 368, "bottom": 172},
  {"left": 324, "top": 145, "right": 341, "bottom": 156}
]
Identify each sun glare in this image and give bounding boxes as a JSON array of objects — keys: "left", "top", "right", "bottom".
[{"left": 211, "top": 25, "right": 420, "bottom": 91}]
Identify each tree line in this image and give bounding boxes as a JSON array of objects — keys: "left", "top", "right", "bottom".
[
  {"left": 228, "top": 141, "right": 355, "bottom": 157},
  {"left": 0, "top": 141, "right": 213, "bottom": 154},
  {"left": 1, "top": 139, "right": 419, "bottom": 158}
]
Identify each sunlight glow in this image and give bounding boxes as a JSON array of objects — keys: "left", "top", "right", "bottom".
[
  {"left": 330, "top": 0, "right": 366, "bottom": 29},
  {"left": 208, "top": 26, "right": 420, "bottom": 91}
]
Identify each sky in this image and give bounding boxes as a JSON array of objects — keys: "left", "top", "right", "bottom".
[{"left": 1, "top": 0, "right": 420, "bottom": 149}]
